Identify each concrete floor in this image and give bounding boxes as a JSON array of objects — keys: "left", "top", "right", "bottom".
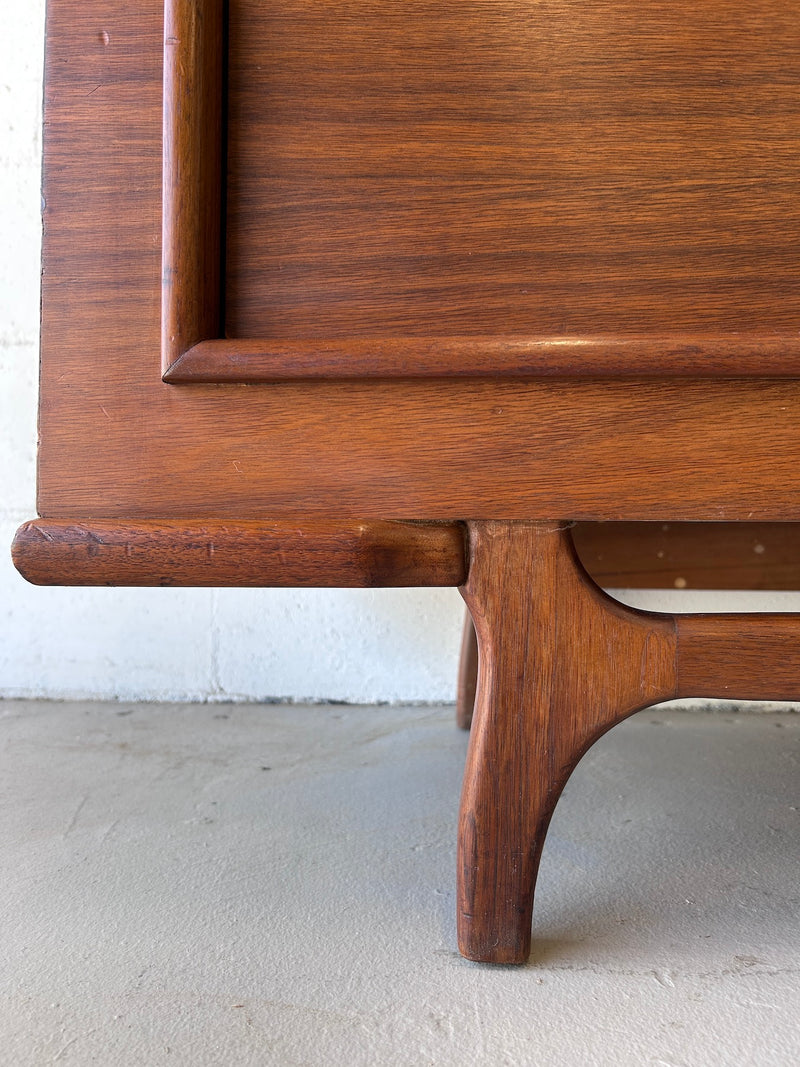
[{"left": 1, "top": 700, "right": 798, "bottom": 1066}]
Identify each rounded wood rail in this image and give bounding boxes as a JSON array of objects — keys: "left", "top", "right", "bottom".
[
  {"left": 165, "top": 334, "right": 800, "bottom": 382},
  {"left": 11, "top": 519, "right": 468, "bottom": 588},
  {"left": 13, "top": 519, "right": 800, "bottom": 591},
  {"left": 161, "top": 0, "right": 225, "bottom": 375}
]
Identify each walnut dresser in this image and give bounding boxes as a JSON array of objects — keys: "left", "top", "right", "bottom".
[{"left": 12, "top": 0, "right": 800, "bottom": 963}]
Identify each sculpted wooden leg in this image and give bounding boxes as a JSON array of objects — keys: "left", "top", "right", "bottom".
[
  {"left": 457, "top": 520, "right": 677, "bottom": 964},
  {"left": 456, "top": 612, "right": 479, "bottom": 730}
]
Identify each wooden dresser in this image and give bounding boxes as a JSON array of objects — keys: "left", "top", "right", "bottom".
[{"left": 12, "top": 0, "right": 800, "bottom": 963}]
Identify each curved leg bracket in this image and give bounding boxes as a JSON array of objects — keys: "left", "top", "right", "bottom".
[
  {"left": 458, "top": 520, "right": 678, "bottom": 964},
  {"left": 458, "top": 519, "right": 800, "bottom": 964}
]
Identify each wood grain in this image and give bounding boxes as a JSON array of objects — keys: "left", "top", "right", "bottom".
[
  {"left": 164, "top": 0, "right": 800, "bottom": 380},
  {"left": 227, "top": 0, "right": 800, "bottom": 342},
  {"left": 31, "top": 1, "right": 800, "bottom": 971},
  {"left": 161, "top": 0, "right": 224, "bottom": 374},
  {"left": 458, "top": 521, "right": 677, "bottom": 963},
  {"left": 573, "top": 522, "right": 800, "bottom": 590},
  {"left": 15, "top": 517, "right": 800, "bottom": 592},
  {"left": 166, "top": 335, "right": 800, "bottom": 382},
  {"left": 11, "top": 519, "right": 466, "bottom": 587},
  {"left": 457, "top": 519, "right": 800, "bottom": 731},
  {"left": 676, "top": 614, "right": 800, "bottom": 700},
  {"left": 36, "top": 0, "right": 800, "bottom": 520},
  {"left": 457, "top": 521, "right": 800, "bottom": 962}
]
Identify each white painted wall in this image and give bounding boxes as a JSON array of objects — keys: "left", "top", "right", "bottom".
[
  {"left": 0, "top": 1, "right": 466, "bottom": 703},
  {"left": 3, "top": 4, "right": 800, "bottom": 704}
]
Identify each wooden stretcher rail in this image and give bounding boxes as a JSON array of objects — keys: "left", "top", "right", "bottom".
[
  {"left": 572, "top": 521, "right": 800, "bottom": 590},
  {"left": 676, "top": 614, "right": 800, "bottom": 700}
]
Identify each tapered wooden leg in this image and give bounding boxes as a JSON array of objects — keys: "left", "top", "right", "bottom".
[
  {"left": 457, "top": 520, "right": 678, "bottom": 963},
  {"left": 456, "top": 612, "right": 479, "bottom": 730}
]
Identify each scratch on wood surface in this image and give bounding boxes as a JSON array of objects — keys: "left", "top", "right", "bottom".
[
  {"left": 79, "top": 527, "right": 104, "bottom": 544},
  {"left": 31, "top": 523, "right": 56, "bottom": 543}
]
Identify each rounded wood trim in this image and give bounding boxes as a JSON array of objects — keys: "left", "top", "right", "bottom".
[
  {"left": 165, "top": 335, "right": 800, "bottom": 382},
  {"left": 161, "top": 0, "right": 225, "bottom": 374},
  {"left": 12, "top": 519, "right": 467, "bottom": 588}
]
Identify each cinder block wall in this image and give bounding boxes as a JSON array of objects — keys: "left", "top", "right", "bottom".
[{"left": 3, "top": 5, "right": 799, "bottom": 703}]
